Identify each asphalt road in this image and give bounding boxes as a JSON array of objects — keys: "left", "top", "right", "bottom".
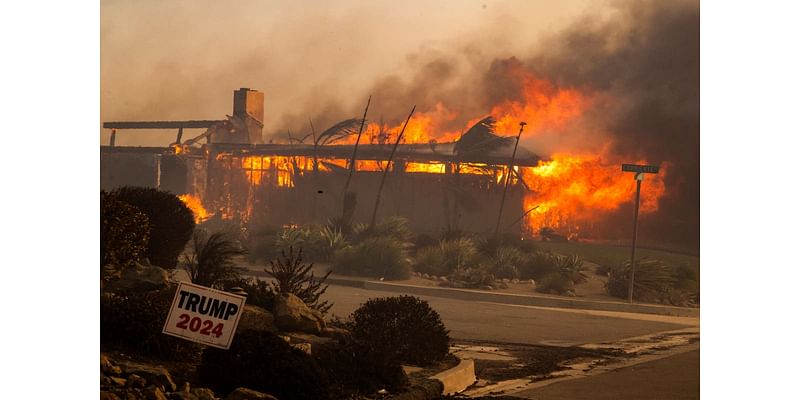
[
  {"left": 323, "top": 285, "right": 695, "bottom": 346},
  {"left": 514, "top": 349, "right": 700, "bottom": 400}
]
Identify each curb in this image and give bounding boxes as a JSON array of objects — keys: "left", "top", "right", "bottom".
[
  {"left": 431, "top": 358, "right": 476, "bottom": 395},
  {"left": 243, "top": 271, "right": 699, "bottom": 318}
]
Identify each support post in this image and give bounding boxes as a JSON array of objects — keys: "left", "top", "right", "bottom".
[
  {"left": 493, "top": 121, "right": 526, "bottom": 238},
  {"left": 628, "top": 173, "right": 643, "bottom": 303},
  {"left": 109, "top": 129, "right": 116, "bottom": 147}
]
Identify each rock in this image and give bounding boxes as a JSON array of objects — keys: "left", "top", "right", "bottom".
[
  {"left": 273, "top": 293, "right": 325, "bottom": 334},
  {"left": 191, "top": 388, "right": 218, "bottom": 400},
  {"left": 238, "top": 305, "right": 278, "bottom": 333},
  {"left": 423, "top": 274, "right": 431, "bottom": 279},
  {"left": 529, "top": 279, "right": 536, "bottom": 286},
  {"left": 144, "top": 386, "right": 169, "bottom": 400},
  {"left": 321, "top": 326, "right": 350, "bottom": 341},
  {"left": 497, "top": 282, "right": 509, "bottom": 289},
  {"left": 511, "top": 278, "right": 520, "bottom": 284},
  {"left": 284, "top": 331, "right": 335, "bottom": 353},
  {"left": 440, "top": 276, "right": 448, "bottom": 282},
  {"left": 108, "top": 262, "right": 170, "bottom": 291},
  {"left": 501, "top": 278, "right": 510, "bottom": 283},
  {"left": 291, "top": 342, "right": 312, "bottom": 354},
  {"left": 100, "top": 391, "right": 122, "bottom": 400},
  {"left": 110, "top": 377, "right": 128, "bottom": 386},
  {"left": 225, "top": 387, "right": 279, "bottom": 400},
  {"left": 126, "top": 374, "right": 147, "bottom": 389},
  {"left": 102, "top": 354, "right": 123, "bottom": 376},
  {"left": 117, "top": 361, "right": 177, "bottom": 392}
]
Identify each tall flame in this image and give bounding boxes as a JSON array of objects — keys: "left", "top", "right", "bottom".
[{"left": 178, "top": 194, "right": 210, "bottom": 224}]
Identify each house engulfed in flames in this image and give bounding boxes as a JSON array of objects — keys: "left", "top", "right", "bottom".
[{"left": 101, "top": 88, "right": 543, "bottom": 236}]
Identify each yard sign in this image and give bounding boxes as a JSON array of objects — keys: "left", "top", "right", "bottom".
[{"left": 162, "top": 282, "right": 246, "bottom": 349}]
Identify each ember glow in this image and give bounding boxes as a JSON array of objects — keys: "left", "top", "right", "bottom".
[{"left": 178, "top": 194, "right": 211, "bottom": 223}]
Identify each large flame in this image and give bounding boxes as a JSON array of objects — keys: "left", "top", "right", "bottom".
[
  {"left": 215, "top": 67, "right": 667, "bottom": 238},
  {"left": 178, "top": 194, "right": 210, "bottom": 224}
]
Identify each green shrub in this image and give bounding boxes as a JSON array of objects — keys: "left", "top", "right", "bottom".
[
  {"left": 606, "top": 258, "right": 678, "bottom": 303},
  {"left": 244, "top": 223, "right": 280, "bottom": 263},
  {"left": 518, "top": 251, "right": 558, "bottom": 279},
  {"left": 226, "top": 277, "right": 276, "bottom": 311},
  {"left": 183, "top": 230, "right": 246, "bottom": 288},
  {"left": 348, "top": 296, "right": 450, "bottom": 366},
  {"left": 101, "top": 190, "right": 150, "bottom": 277},
  {"left": 315, "top": 337, "right": 408, "bottom": 397},
  {"left": 352, "top": 216, "right": 414, "bottom": 245},
  {"left": 305, "top": 224, "right": 349, "bottom": 262},
  {"left": 555, "top": 254, "right": 588, "bottom": 284},
  {"left": 448, "top": 265, "right": 496, "bottom": 288},
  {"left": 266, "top": 247, "right": 332, "bottom": 314},
  {"left": 333, "top": 237, "right": 411, "bottom": 280},
  {"left": 535, "top": 272, "right": 575, "bottom": 295},
  {"left": 111, "top": 187, "right": 195, "bottom": 268},
  {"left": 414, "top": 238, "right": 479, "bottom": 277},
  {"left": 100, "top": 286, "right": 199, "bottom": 360},
  {"left": 198, "top": 330, "right": 329, "bottom": 400},
  {"left": 487, "top": 246, "right": 526, "bottom": 279}
]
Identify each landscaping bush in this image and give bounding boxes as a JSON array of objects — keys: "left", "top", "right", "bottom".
[
  {"left": 101, "top": 190, "right": 150, "bottom": 277},
  {"left": 348, "top": 295, "right": 450, "bottom": 366},
  {"left": 487, "top": 246, "right": 526, "bottom": 279},
  {"left": 333, "top": 237, "right": 411, "bottom": 280},
  {"left": 535, "top": 272, "right": 575, "bottom": 295},
  {"left": 554, "top": 254, "right": 588, "bottom": 284},
  {"left": 198, "top": 330, "right": 330, "bottom": 400},
  {"left": 315, "top": 337, "right": 408, "bottom": 397},
  {"left": 305, "top": 224, "right": 350, "bottom": 262},
  {"left": 111, "top": 187, "right": 195, "bottom": 268},
  {"left": 244, "top": 223, "right": 280, "bottom": 263},
  {"left": 100, "top": 286, "right": 199, "bottom": 360},
  {"left": 226, "top": 277, "right": 276, "bottom": 310},
  {"left": 351, "top": 216, "right": 414, "bottom": 245},
  {"left": 606, "top": 258, "right": 678, "bottom": 303},
  {"left": 448, "top": 265, "right": 496, "bottom": 288},
  {"left": 265, "top": 247, "right": 332, "bottom": 314},
  {"left": 414, "top": 238, "right": 479, "bottom": 277},
  {"left": 518, "top": 251, "right": 559, "bottom": 279},
  {"left": 183, "top": 230, "right": 246, "bottom": 289}
]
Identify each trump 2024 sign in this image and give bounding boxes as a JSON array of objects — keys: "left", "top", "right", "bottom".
[{"left": 162, "top": 282, "right": 246, "bottom": 349}]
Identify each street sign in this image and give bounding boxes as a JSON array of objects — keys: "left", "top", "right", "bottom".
[
  {"left": 162, "top": 282, "right": 247, "bottom": 349},
  {"left": 621, "top": 164, "right": 659, "bottom": 174}
]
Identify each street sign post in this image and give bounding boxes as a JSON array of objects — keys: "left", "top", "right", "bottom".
[
  {"left": 162, "top": 282, "right": 247, "bottom": 349},
  {"left": 621, "top": 163, "right": 660, "bottom": 303}
]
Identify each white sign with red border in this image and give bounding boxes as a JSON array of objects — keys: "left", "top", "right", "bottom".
[{"left": 162, "top": 282, "right": 246, "bottom": 349}]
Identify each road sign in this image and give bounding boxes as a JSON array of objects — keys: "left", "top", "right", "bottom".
[
  {"left": 621, "top": 164, "right": 659, "bottom": 174},
  {"left": 162, "top": 282, "right": 246, "bottom": 349}
]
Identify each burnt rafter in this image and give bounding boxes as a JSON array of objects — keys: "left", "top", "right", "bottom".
[
  {"left": 102, "top": 120, "right": 225, "bottom": 130},
  {"left": 208, "top": 142, "right": 543, "bottom": 167}
]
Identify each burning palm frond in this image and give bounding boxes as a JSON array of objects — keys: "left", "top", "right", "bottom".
[
  {"left": 315, "top": 118, "right": 362, "bottom": 146},
  {"left": 454, "top": 116, "right": 514, "bottom": 157}
]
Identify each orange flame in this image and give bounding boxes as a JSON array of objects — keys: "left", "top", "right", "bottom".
[{"left": 178, "top": 194, "right": 210, "bottom": 224}]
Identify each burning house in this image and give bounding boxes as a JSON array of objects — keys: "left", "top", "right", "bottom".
[{"left": 101, "top": 88, "right": 543, "bottom": 236}]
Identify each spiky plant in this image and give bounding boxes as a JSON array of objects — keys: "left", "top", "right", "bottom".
[
  {"left": 266, "top": 247, "right": 332, "bottom": 314},
  {"left": 554, "top": 254, "right": 588, "bottom": 284},
  {"left": 606, "top": 258, "right": 677, "bottom": 303},
  {"left": 184, "top": 230, "right": 246, "bottom": 288}
]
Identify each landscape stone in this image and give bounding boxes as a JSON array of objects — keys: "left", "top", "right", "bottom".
[
  {"left": 144, "top": 386, "right": 169, "bottom": 400},
  {"left": 225, "top": 387, "right": 279, "bottom": 400},
  {"left": 273, "top": 293, "right": 325, "bottom": 334},
  {"left": 100, "top": 391, "right": 122, "bottom": 400},
  {"left": 108, "top": 263, "right": 170, "bottom": 291},
  {"left": 238, "top": 305, "right": 278, "bottom": 333},
  {"left": 191, "top": 388, "right": 218, "bottom": 400},
  {"left": 117, "top": 361, "right": 177, "bottom": 392}
]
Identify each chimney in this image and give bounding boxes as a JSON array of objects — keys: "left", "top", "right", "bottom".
[{"left": 232, "top": 88, "right": 264, "bottom": 144}]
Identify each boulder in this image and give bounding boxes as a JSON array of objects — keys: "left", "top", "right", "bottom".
[
  {"left": 117, "top": 361, "right": 177, "bottom": 392},
  {"left": 291, "top": 342, "right": 312, "bottom": 354},
  {"left": 144, "top": 386, "right": 169, "bottom": 400},
  {"left": 225, "top": 388, "right": 278, "bottom": 400},
  {"left": 108, "top": 262, "right": 170, "bottom": 292},
  {"left": 102, "top": 354, "right": 123, "bottom": 376},
  {"left": 284, "top": 331, "right": 335, "bottom": 354},
  {"left": 191, "top": 388, "right": 218, "bottom": 400},
  {"left": 100, "top": 391, "right": 122, "bottom": 400},
  {"left": 237, "top": 305, "right": 278, "bottom": 333},
  {"left": 321, "top": 326, "right": 351, "bottom": 341},
  {"left": 272, "top": 293, "right": 325, "bottom": 334}
]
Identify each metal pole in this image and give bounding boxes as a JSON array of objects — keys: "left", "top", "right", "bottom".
[
  {"left": 494, "top": 121, "right": 527, "bottom": 238},
  {"left": 628, "top": 173, "right": 643, "bottom": 303},
  {"left": 369, "top": 105, "right": 416, "bottom": 230}
]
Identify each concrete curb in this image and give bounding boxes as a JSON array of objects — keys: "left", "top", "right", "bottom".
[
  {"left": 431, "top": 358, "right": 476, "bottom": 395},
  {"left": 243, "top": 271, "right": 699, "bottom": 317},
  {"left": 362, "top": 281, "right": 700, "bottom": 318}
]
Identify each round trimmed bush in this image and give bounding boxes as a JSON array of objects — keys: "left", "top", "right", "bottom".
[
  {"left": 348, "top": 295, "right": 449, "bottom": 366},
  {"left": 333, "top": 237, "right": 411, "bottom": 280},
  {"left": 111, "top": 186, "right": 195, "bottom": 268},
  {"left": 198, "top": 330, "right": 329, "bottom": 400},
  {"left": 101, "top": 190, "right": 150, "bottom": 274}
]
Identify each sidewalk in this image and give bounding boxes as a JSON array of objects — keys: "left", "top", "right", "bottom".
[{"left": 243, "top": 269, "right": 699, "bottom": 318}]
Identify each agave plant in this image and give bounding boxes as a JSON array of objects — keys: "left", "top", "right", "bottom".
[
  {"left": 266, "top": 247, "right": 332, "bottom": 314},
  {"left": 554, "top": 254, "right": 588, "bottom": 284},
  {"left": 274, "top": 226, "right": 311, "bottom": 252},
  {"left": 605, "top": 258, "right": 677, "bottom": 303},
  {"left": 313, "top": 225, "right": 349, "bottom": 262}
]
